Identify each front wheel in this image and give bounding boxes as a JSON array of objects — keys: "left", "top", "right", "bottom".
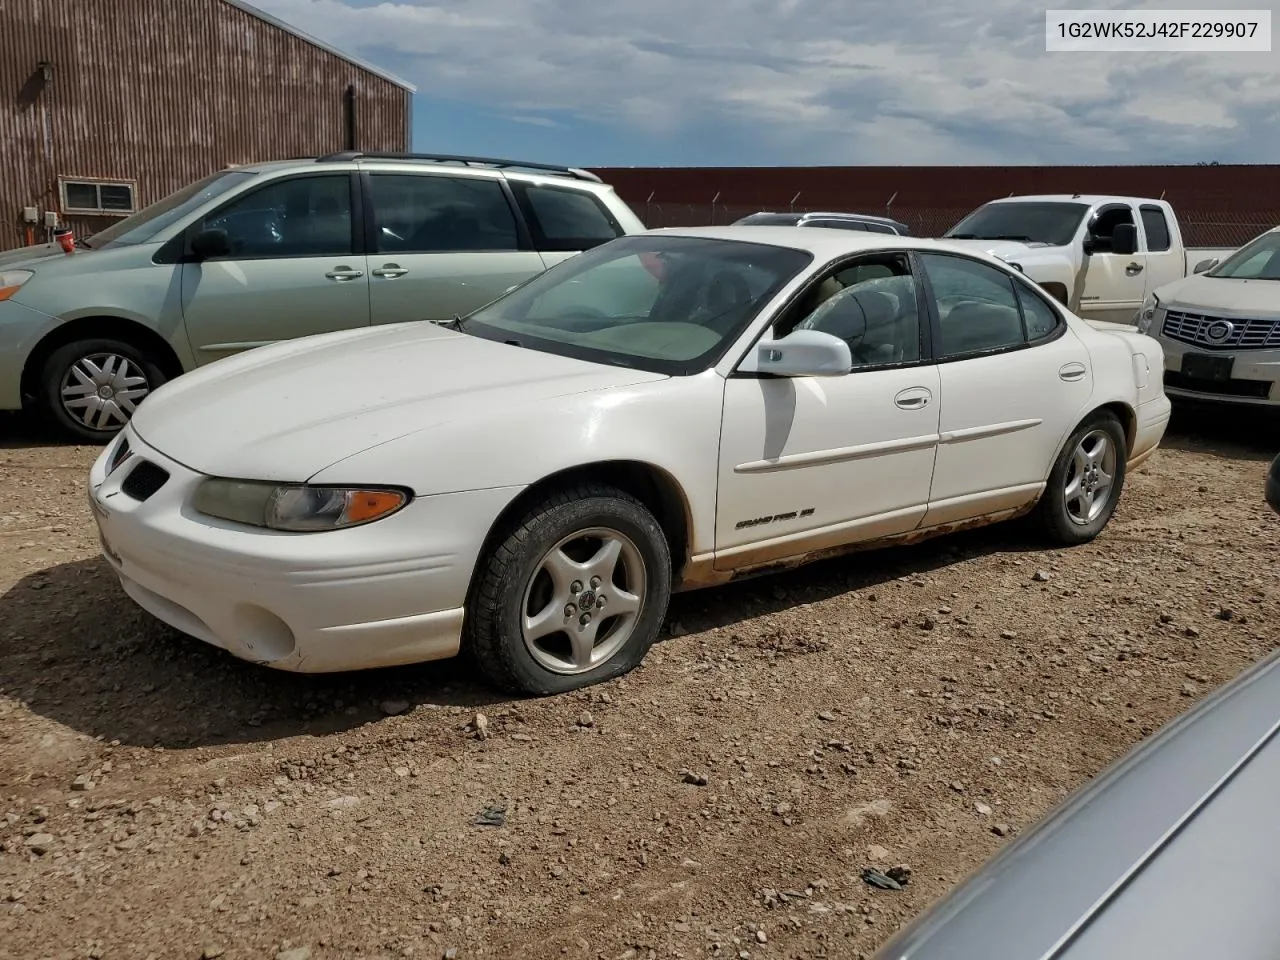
[
  {"left": 39, "top": 338, "right": 166, "bottom": 444},
  {"left": 1038, "top": 411, "right": 1128, "bottom": 545},
  {"left": 466, "top": 484, "right": 672, "bottom": 695}
]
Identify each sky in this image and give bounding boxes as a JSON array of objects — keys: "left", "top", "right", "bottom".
[{"left": 249, "top": 0, "right": 1280, "bottom": 167}]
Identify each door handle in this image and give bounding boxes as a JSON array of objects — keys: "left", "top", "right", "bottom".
[
  {"left": 325, "top": 266, "right": 365, "bottom": 281},
  {"left": 1125, "top": 262, "right": 1144, "bottom": 276},
  {"left": 372, "top": 264, "right": 409, "bottom": 278},
  {"left": 1059, "top": 362, "right": 1088, "bottom": 382},
  {"left": 894, "top": 387, "right": 932, "bottom": 410}
]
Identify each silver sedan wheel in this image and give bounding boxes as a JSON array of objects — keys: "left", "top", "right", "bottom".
[
  {"left": 1064, "top": 428, "right": 1117, "bottom": 525},
  {"left": 520, "top": 526, "right": 647, "bottom": 676},
  {"left": 60, "top": 353, "right": 151, "bottom": 432}
]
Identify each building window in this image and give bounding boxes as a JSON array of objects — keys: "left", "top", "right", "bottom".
[{"left": 59, "top": 178, "right": 137, "bottom": 216}]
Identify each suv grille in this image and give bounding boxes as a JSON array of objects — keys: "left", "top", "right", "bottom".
[
  {"left": 121, "top": 460, "right": 170, "bottom": 502},
  {"left": 1162, "top": 310, "right": 1280, "bottom": 350}
]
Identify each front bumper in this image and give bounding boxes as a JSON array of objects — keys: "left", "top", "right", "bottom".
[
  {"left": 1157, "top": 337, "right": 1280, "bottom": 407},
  {"left": 87, "top": 428, "right": 521, "bottom": 673},
  {"left": 0, "top": 298, "right": 61, "bottom": 410}
]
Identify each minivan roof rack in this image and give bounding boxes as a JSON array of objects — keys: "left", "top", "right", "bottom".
[{"left": 315, "top": 151, "right": 603, "bottom": 183}]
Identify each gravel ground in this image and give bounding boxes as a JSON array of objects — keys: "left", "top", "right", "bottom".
[{"left": 1, "top": 407, "right": 1278, "bottom": 960}]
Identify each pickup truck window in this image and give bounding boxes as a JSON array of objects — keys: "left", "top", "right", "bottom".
[
  {"left": 1139, "top": 205, "right": 1172, "bottom": 252},
  {"left": 945, "top": 202, "right": 1088, "bottom": 246},
  {"left": 1208, "top": 232, "right": 1280, "bottom": 280}
]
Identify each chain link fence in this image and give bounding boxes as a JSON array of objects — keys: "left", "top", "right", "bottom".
[{"left": 635, "top": 200, "right": 1278, "bottom": 249}]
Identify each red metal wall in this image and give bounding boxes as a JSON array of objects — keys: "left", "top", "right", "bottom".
[
  {"left": 1, "top": 0, "right": 411, "bottom": 249},
  {"left": 591, "top": 164, "right": 1280, "bottom": 248}
]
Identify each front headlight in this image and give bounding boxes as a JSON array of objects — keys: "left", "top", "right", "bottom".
[
  {"left": 192, "top": 479, "right": 409, "bottom": 532},
  {"left": 0, "top": 270, "right": 34, "bottom": 302},
  {"left": 1136, "top": 293, "right": 1162, "bottom": 334}
]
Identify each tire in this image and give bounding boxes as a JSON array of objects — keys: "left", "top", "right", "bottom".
[
  {"left": 466, "top": 483, "right": 673, "bottom": 695},
  {"left": 1038, "top": 411, "right": 1128, "bottom": 545},
  {"left": 39, "top": 338, "right": 167, "bottom": 444}
]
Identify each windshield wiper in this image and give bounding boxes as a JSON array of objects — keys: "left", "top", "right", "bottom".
[
  {"left": 946, "top": 233, "right": 978, "bottom": 239},
  {"left": 75, "top": 237, "right": 93, "bottom": 250},
  {"left": 433, "top": 314, "right": 466, "bottom": 331},
  {"left": 985, "top": 234, "right": 1034, "bottom": 242}
]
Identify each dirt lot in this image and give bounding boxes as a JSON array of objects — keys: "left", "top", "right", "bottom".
[{"left": 1, "top": 408, "right": 1278, "bottom": 960}]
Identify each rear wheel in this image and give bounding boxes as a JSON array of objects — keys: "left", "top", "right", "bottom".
[
  {"left": 38, "top": 338, "right": 166, "bottom": 444},
  {"left": 1038, "top": 411, "right": 1128, "bottom": 545},
  {"left": 466, "top": 484, "right": 672, "bottom": 695}
]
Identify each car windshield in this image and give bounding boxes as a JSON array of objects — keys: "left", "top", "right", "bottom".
[
  {"left": 1208, "top": 231, "right": 1280, "bottom": 280},
  {"left": 461, "top": 235, "right": 813, "bottom": 375},
  {"left": 735, "top": 213, "right": 804, "bottom": 226},
  {"left": 85, "top": 170, "right": 258, "bottom": 248},
  {"left": 945, "top": 201, "right": 1089, "bottom": 246}
]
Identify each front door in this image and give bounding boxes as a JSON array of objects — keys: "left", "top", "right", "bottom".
[
  {"left": 1076, "top": 203, "right": 1149, "bottom": 324},
  {"left": 179, "top": 173, "right": 370, "bottom": 364},
  {"left": 916, "top": 251, "right": 1094, "bottom": 525},
  {"left": 715, "top": 254, "right": 940, "bottom": 569},
  {"left": 364, "top": 172, "right": 548, "bottom": 325}
]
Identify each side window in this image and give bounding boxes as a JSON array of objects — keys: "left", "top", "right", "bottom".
[
  {"left": 369, "top": 174, "right": 518, "bottom": 253},
  {"left": 1140, "top": 205, "right": 1172, "bottom": 252},
  {"left": 809, "top": 219, "right": 867, "bottom": 232},
  {"left": 201, "top": 175, "right": 353, "bottom": 258},
  {"left": 790, "top": 255, "right": 922, "bottom": 368},
  {"left": 518, "top": 184, "right": 622, "bottom": 252},
  {"left": 919, "top": 253, "right": 1026, "bottom": 357},
  {"left": 864, "top": 222, "right": 897, "bottom": 235},
  {"left": 1014, "top": 282, "right": 1062, "bottom": 340},
  {"left": 1087, "top": 205, "right": 1136, "bottom": 253}
]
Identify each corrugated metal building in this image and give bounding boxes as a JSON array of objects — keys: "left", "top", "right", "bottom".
[
  {"left": 593, "top": 164, "right": 1280, "bottom": 248},
  {"left": 1, "top": 0, "right": 413, "bottom": 250}
]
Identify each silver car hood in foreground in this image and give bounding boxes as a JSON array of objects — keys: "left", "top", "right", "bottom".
[{"left": 875, "top": 649, "right": 1280, "bottom": 960}]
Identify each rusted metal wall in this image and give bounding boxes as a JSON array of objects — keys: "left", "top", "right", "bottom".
[
  {"left": 1, "top": 0, "right": 411, "bottom": 249},
  {"left": 593, "top": 164, "right": 1280, "bottom": 248}
]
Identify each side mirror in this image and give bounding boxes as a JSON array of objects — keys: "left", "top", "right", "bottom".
[
  {"left": 738, "top": 329, "right": 851, "bottom": 377},
  {"left": 1193, "top": 257, "right": 1219, "bottom": 275},
  {"left": 190, "top": 227, "right": 232, "bottom": 260},
  {"left": 1111, "top": 223, "right": 1138, "bottom": 256}
]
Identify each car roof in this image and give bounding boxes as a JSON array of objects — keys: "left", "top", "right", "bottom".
[
  {"left": 874, "top": 648, "right": 1280, "bottom": 960},
  {"left": 983, "top": 194, "right": 1166, "bottom": 207},
  {"left": 648, "top": 225, "right": 997, "bottom": 259}
]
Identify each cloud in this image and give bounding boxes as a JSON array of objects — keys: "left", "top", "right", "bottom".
[{"left": 249, "top": 0, "right": 1280, "bottom": 164}]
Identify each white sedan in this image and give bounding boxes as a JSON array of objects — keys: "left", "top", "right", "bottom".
[{"left": 88, "top": 227, "right": 1172, "bottom": 694}]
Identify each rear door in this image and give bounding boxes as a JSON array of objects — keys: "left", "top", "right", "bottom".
[
  {"left": 363, "top": 172, "right": 548, "bottom": 325},
  {"left": 1139, "top": 203, "right": 1184, "bottom": 293},
  {"left": 179, "top": 172, "right": 371, "bottom": 364},
  {"left": 918, "top": 251, "right": 1093, "bottom": 525}
]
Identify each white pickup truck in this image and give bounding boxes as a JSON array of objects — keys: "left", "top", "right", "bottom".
[{"left": 941, "top": 195, "right": 1236, "bottom": 325}]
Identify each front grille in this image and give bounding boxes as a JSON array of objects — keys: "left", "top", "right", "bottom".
[
  {"left": 120, "top": 460, "right": 170, "bottom": 502},
  {"left": 1162, "top": 310, "right": 1280, "bottom": 351},
  {"left": 1164, "top": 370, "right": 1273, "bottom": 399}
]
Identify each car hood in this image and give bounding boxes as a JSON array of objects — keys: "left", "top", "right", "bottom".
[
  {"left": 130, "top": 323, "right": 668, "bottom": 482},
  {"left": 939, "top": 238, "right": 1055, "bottom": 261},
  {"left": 0, "top": 244, "right": 77, "bottom": 270},
  {"left": 1155, "top": 273, "right": 1280, "bottom": 316}
]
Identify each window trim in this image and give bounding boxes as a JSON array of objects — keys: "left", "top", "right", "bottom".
[
  {"left": 1139, "top": 203, "right": 1172, "bottom": 253},
  {"left": 508, "top": 180, "right": 625, "bottom": 253},
  {"left": 59, "top": 176, "right": 138, "bottom": 216},
  {"left": 173, "top": 171, "right": 364, "bottom": 263},
  {"left": 359, "top": 170, "right": 534, "bottom": 255},
  {"left": 914, "top": 250, "right": 1066, "bottom": 365},
  {"left": 730, "top": 249, "right": 936, "bottom": 378}
]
